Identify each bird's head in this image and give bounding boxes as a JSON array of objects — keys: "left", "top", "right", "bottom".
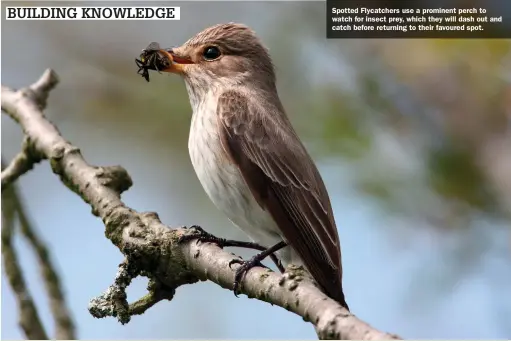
[{"left": 160, "top": 23, "right": 276, "bottom": 91}]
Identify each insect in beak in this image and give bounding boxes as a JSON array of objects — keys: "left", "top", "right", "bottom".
[{"left": 135, "top": 42, "right": 172, "bottom": 82}]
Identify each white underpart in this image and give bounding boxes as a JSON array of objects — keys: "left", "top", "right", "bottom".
[{"left": 185, "top": 72, "right": 303, "bottom": 267}]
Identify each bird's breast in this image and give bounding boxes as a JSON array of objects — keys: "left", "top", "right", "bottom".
[
  {"left": 188, "top": 99, "right": 243, "bottom": 208},
  {"left": 187, "top": 94, "right": 282, "bottom": 247},
  {"left": 188, "top": 96, "right": 253, "bottom": 218}
]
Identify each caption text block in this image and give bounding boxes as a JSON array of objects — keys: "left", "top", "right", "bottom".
[{"left": 326, "top": 0, "right": 509, "bottom": 38}]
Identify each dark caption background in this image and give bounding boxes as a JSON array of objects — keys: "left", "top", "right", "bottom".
[{"left": 327, "top": 0, "right": 511, "bottom": 38}]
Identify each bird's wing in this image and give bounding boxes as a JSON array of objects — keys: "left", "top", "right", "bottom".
[{"left": 217, "top": 90, "right": 347, "bottom": 308}]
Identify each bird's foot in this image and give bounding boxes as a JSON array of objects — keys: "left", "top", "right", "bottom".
[
  {"left": 179, "top": 226, "right": 286, "bottom": 275},
  {"left": 228, "top": 241, "right": 288, "bottom": 296},
  {"left": 229, "top": 256, "right": 269, "bottom": 296},
  {"left": 177, "top": 225, "right": 228, "bottom": 247}
]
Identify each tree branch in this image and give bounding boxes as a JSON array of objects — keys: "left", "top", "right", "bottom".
[
  {"left": 1, "top": 177, "right": 49, "bottom": 340},
  {"left": 1, "top": 160, "right": 76, "bottom": 339},
  {"left": 15, "top": 184, "right": 77, "bottom": 339},
  {"left": 1, "top": 137, "right": 42, "bottom": 192},
  {"left": 1, "top": 69, "right": 401, "bottom": 340}
]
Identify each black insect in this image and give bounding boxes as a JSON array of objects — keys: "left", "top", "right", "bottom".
[{"left": 135, "top": 42, "right": 171, "bottom": 82}]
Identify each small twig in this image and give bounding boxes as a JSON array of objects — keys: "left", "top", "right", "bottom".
[
  {"left": 128, "top": 278, "right": 175, "bottom": 316},
  {"left": 29, "top": 69, "right": 60, "bottom": 101},
  {"left": 13, "top": 187, "right": 76, "bottom": 339},
  {"left": 88, "top": 259, "right": 141, "bottom": 324},
  {"left": 88, "top": 253, "right": 176, "bottom": 322},
  {"left": 1, "top": 69, "right": 58, "bottom": 191},
  {"left": 1, "top": 179, "right": 49, "bottom": 340},
  {"left": 1, "top": 137, "right": 42, "bottom": 192}
]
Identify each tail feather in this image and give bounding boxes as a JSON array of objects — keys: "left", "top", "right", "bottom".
[{"left": 335, "top": 290, "right": 350, "bottom": 311}]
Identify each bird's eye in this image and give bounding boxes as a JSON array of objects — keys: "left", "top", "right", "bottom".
[{"left": 203, "top": 46, "right": 221, "bottom": 61}]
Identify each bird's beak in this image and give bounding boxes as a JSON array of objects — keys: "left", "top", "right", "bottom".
[{"left": 159, "top": 49, "right": 194, "bottom": 74}]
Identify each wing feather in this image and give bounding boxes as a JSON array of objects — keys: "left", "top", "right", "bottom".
[{"left": 217, "top": 90, "right": 348, "bottom": 308}]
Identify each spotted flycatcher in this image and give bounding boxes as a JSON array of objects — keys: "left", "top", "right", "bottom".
[{"left": 156, "top": 23, "right": 348, "bottom": 310}]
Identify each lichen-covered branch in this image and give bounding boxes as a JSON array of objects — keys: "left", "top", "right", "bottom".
[{"left": 1, "top": 69, "right": 401, "bottom": 340}]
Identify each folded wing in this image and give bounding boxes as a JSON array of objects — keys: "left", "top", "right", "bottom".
[{"left": 217, "top": 90, "right": 348, "bottom": 309}]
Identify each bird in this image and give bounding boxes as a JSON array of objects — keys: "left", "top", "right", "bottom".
[{"left": 155, "top": 22, "right": 349, "bottom": 310}]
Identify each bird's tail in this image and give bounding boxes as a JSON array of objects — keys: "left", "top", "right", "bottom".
[
  {"left": 323, "top": 276, "right": 349, "bottom": 311},
  {"left": 336, "top": 290, "right": 350, "bottom": 311},
  {"left": 324, "top": 279, "right": 349, "bottom": 311}
]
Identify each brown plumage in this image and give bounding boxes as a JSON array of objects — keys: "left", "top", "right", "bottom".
[{"left": 163, "top": 23, "right": 348, "bottom": 310}]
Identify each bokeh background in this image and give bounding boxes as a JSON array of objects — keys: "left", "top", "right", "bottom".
[{"left": 2, "top": 0, "right": 511, "bottom": 339}]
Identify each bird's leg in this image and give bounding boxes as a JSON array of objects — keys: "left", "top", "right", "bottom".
[
  {"left": 229, "top": 241, "right": 287, "bottom": 296},
  {"left": 178, "top": 226, "right": 285, "bottom": 273}
]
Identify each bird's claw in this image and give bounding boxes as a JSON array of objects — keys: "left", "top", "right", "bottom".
[
  {"left": 177, "top": 225, "right": 226, "bottom": 247},
  {"left": 229, "top": 257, "right": 269, "bottom": 296}
]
